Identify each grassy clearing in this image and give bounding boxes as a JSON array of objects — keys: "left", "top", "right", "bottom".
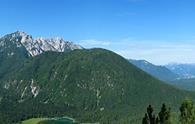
[
  {"left": 22, "top": 117, "right": 78, "bottom": 124},
  {"left": 22, "top": 118, "right": 48, "bottom": 124}
]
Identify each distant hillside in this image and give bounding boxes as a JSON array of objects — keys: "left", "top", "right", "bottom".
[
  {"left": 129, "top": 59, "right": 179, "bottom": 81},
  {"left": 129, "top": 60, "right": 195, "bottom": 91},
  {"left": 171, "top": 78, "right": 195, "bottom": 91},
  {"left": 166, "top": 64, "right": 195, "bottom": 79}
]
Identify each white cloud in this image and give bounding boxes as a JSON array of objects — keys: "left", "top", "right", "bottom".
[
  {"left": 79, "top": 39, "right": 111, "bottom": 47},
  {"left": 78, "top": 38, "right": 195, "bottom": 65}
]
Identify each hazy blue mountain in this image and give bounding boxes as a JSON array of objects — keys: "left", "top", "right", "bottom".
[
  {"left": 170, "top": 78, "right": 195, "bottom": 91},
  {"left": 129, "top": 60, "right": 195, "bottom": 91},
  {"left": 166, "top": 63, "right": 195, "bottom": 79},
  {"left": 129, "top": 59, "right": 179, "bottom": 81}
]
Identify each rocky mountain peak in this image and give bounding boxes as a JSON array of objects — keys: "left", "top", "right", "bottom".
[{"left": 0, "top": 31, "right": 83, "bottom": 56}]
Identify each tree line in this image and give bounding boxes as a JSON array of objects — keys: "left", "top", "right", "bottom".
[{"left": 142, "top": 99, "right": 195, "bottom": 124}]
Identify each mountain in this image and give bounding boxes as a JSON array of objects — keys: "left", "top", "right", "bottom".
[
  {"left": 0, "top": 49, "right": 194, "bottom": 124},
  {"left": 129, "top": 59, "right": 179, "bottom": 81},
  {"left": 0, "top": 32, "right": 31, "bottom": 79},
  {"left": 129, "top": 60, "right": 195, "bottom": 91},
  {"left": 0, "top": 32, "right": 195, "bottom": 124},
  {"left": 2, "top": 31, "right": 83, "bottom": 56},
  {"left": 0, "top": 31, "right": 82, "bottom": 79},
  {"left": 171, "top": 78, "right": 195, "bottom": 91},
  {"left": 166, "top": 63, "right": 195, "bottom": 79}
]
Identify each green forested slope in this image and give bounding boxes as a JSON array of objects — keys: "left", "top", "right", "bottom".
[
  {"left": 0, "top": 33, "right": 30, "bottom": 79},
  {"left": 0, "top": 48, "right": 195, "bottom": 124}
]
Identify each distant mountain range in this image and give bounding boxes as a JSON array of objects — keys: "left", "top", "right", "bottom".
[
  {"left": 129, "top": 59, "right": 195, "bottom": 91},
  {"left": 166, "top": 63, "right": 195, "bottom": 79},
  {"left": 0, "top": 31, "right": 195, "bottom": 124},
  {"left": 129, "top": 59, "right": 179, "bottom": 81}
]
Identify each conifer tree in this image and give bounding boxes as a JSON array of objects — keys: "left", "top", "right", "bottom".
[
  {"left": 156, "top": 116, "right": 160, "bottom": 124},
  {"left": 142, "top": 105, "right": 156, "bottom": 124},
  {"left": 180, "top": 99, "right": 195, "bottom": 124},
  {"left": 158, "top": 103, "right": 171, "bottom": 124},
  {"left": 147, "top": 105, "right": 154, "bottom": 123},
  {"left": 142, "top": 113, "right": 150, "bottom": 124}
]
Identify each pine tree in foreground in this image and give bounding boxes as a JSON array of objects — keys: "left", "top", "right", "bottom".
[
  {"left": 180, "top": 99, "right": 195, "bottom": 124},
  {"left": 142, "top": 105, "right": 156, "bottom": 124},
  {"left": 142, "top": 104, "right": 171, "bottom": 124},
  {"left": 158, "top": 103, "right": 171, "bottom": 124}
]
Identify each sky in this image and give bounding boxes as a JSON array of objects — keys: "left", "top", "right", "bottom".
[{"left": 0, "top": 0, "right": 195, "bottom": 65}]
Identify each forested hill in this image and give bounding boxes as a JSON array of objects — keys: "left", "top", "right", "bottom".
[{"left": 0, "top": 48, "right": 195, "bottom": 124}]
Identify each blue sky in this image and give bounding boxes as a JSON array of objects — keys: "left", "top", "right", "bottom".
[{"left": 0, "top": 0, "right": 195, "bottom": 65}]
